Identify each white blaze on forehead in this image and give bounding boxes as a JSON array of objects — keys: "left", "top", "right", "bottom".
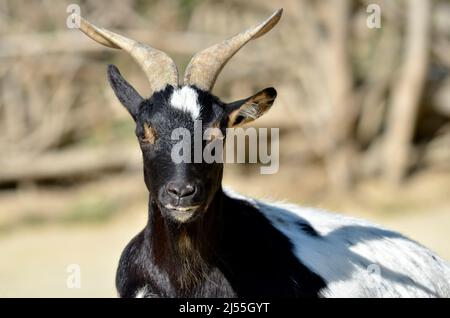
[{"left": 170, "top": 86, "right": 201, "bottom": 120}]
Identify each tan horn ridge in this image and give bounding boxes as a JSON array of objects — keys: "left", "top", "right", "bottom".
[
  {"left": 183, "top": 8, "right": 283, "bottom": 92},
  {"left": 78, "top": 16, "right": 179, "bottom": 95}
]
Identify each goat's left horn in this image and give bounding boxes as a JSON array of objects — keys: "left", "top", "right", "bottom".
[
  {"left": 77, "top": 16, "right": 179, "bottom": 95},
  {"left": 183, "top": 8, "right": 282, "bottom": 92}
]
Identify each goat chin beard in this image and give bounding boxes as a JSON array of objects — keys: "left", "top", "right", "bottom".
[{"left": 177, "top": 232, "right": 208, "bottom": 290}]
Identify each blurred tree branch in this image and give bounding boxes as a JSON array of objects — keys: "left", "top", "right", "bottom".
[{"left": 383, "top": 0, "right": 431, "bottom": 183}]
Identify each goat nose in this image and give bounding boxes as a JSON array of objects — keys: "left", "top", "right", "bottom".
[{"left": 166, "top": 182, "right": 196, "bottom": 198}]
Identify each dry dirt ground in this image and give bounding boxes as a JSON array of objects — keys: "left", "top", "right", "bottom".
[{"left": 0, "top": 164, "right": 449, "bottom": 297}]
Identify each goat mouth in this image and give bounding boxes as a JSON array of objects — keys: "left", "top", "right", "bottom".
[
  {"left": 162, "top": 204, "right": 201, "bottom": 223},
  {"left": 164, "top": 204, "right": 200, "bottom": 212}
]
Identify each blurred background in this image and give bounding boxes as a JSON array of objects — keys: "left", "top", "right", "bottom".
[{"left": 0, "top": 0, "right": 449, "bottom": 297}]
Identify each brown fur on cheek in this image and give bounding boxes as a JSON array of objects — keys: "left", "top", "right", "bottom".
[{"left": 143, "top": 123, "right": 157, "bottom": 144}]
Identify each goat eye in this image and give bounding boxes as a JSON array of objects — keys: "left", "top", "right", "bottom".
[{"left": 140, "top": 123, "right": 157, "bottom": 144}]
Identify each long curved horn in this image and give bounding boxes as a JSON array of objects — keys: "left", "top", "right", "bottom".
[
  {"left": 78, "top": 16, "right": 179, "bottom": 94},
  {"left": 184, "top": 8, "right": 282, "bottom": 92}
]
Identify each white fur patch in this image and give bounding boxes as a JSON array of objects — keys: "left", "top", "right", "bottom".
[
  {"left": 224, "top": 188, "right": 450, "bottom": 298},
  {"left": 134, "top": 285, "right": 157, "bottom": 298},
  {"left": 170, "top": 86, "right": 201, "bottom": 120},
  {"left": 135, "top": 286, "right": 148, "bottom": 298}
]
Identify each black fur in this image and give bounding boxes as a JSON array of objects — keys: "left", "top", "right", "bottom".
[
  {"left": 107, "top": 64, "right": 326, "bottom": 298},
  {"left": 107, "top": 65, "right": 144, "bottom": 119},
  {"left": 296, "top": 221, "right": 321, "bottom": 237},
  {"left": 116, "top": 189, "right": 327, "bottom": 297}
]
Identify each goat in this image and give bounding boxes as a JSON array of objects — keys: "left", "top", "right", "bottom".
[{"left": 77, "top": 9, "right": 450, "bottom": 297}]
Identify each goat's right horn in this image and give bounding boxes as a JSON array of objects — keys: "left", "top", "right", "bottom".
[
  {"left": 184, "top": 8, "right": 282, "bottom": 92},
  {"left": 77, "top": 16, "right": 179, "bottom": 95}
]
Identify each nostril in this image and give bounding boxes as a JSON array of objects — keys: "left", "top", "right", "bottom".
[
  {"left": 166, "top": 182, "right": 196, "bottom": 198},
  {"left": 182, "top": 184, "right": 196, "bottom": 197},
  {"left": 167, "top": 184, "right": 179, "bottom": 196}
]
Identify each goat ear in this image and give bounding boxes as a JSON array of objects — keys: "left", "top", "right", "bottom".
[
  {"left": 226, "top": 87, "right": 277, "bottom": 127},
  {"left": 107, "top": 64, "right": 144, "bottom": 119}
]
